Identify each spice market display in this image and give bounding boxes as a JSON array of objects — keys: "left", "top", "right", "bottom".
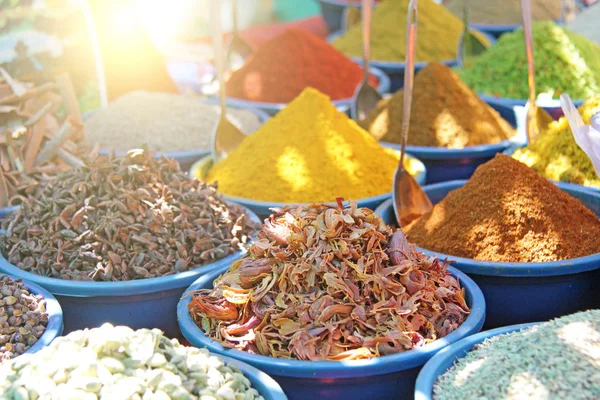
[
  {"left": 188, "top": 201, "right": 470, "bottom": 360},
  {"left": 1, "top": 0, "right": 600, "bottom": 399}
]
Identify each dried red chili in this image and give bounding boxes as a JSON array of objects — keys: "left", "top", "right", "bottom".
[{"left": 226, "top": 29, "right": 377, "bottom": 103}]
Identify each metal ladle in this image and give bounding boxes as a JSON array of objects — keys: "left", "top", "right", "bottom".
[
  {"left": 210, "top": 0, "right": 245, "bottom": 163},
  {"left": 521, "top": 0, "right": 553, "bottom": 143},
  {"left": 350, "top": 0, "right": 383, "bottom": 125},
  {"left": 392, "top": 0, "right": 433, "bottom": 228},
  {"left": 457, "top": 0, "right": 488, "bottom": 67},
  {"left": 224, "top": 0, "right": 253, "bottom": 74}
]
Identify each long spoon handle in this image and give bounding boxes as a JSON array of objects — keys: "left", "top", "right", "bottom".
[
  {"left": 361, "top": 0, "right": 373, "bottom": 82},
  {"left": 400, "top": 0, "right": 418, "bottom": 168},
  {"left": 211, "top": 1, "right": 226, "bottom": 115},
  {"left": 521, "top": 0, "right": 537, "bottom": 142},
  {"left": 232, "top": 0, "right": 239, "bottom": 34}
]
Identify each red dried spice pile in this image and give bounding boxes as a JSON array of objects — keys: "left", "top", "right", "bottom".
[
  {"left": 405, "top": 154, "right": 600, "bottom": 262},
  {"left": 188, "top": 200, "right": 470, "bottom": 361},
  {"left": 226, "top": 29, "right": 376, "bottom": 103}
]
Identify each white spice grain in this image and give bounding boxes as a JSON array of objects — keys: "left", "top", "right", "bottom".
[{"left": 84, "top": 91, "right": 262, "bottom": 153}]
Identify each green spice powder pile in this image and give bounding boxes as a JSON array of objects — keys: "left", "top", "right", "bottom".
[
  {"left": 458, "top": 21, "right": 600, "bottom": 100},
  {"left": 434, "top": 310, "right": 600, "bottom": 400}
]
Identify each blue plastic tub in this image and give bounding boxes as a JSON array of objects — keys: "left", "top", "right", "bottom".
[
  {"left": 375, "top": 180, "right": 600, "bottom": 328},
  {"left": 93, "top": 100, "right": 270, "bottom": 172},
  {"left": 468, "top": 23, "right": 520, "bottom": 38},
  {"left": 189, "top": 149, "right": 426, "bottom": 218},
  {"left": 327, "top": 31, "right": 496, "bottom": 91},
  {"left": 479, "top": 93, "right": 584, "bottom": 121},
  {"left": 224, "top": 66, "right": 390, "bottom": 116},
  {"left": 504, "top": 144, "right": 600, "bottom": 193},
  {"left": 177, "top": 266, "right": 485, "bottom": 400},
  {"left": 218, "top": 354, "right": 288, "bottom": 400},
  {"left": 379, "top": 104, "right": 526, "bottom": 184},
  {"left": 414, "top": 322, "right": 538, "bottom": 400},
  {"left": 0, "top": 207, "right": 261, "bottom": 337},
  {"left": 9, "top": 277, "right": 64, "bottom": 355}
]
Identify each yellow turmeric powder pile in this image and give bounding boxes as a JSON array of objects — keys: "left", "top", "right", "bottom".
[
  {"left": 206, "top": 88, "right": 415, "bottom": 203},
  {"left": 361, "top": 63, "right": 516, "bottom": 148},
  {"left": 512, "top": 97, "right": 600, "bottom": 189}
]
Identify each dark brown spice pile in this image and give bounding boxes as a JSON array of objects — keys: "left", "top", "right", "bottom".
[
  {"left": 359, "top": 63, "right": 515, "bottom": 148},
  {"left": 404, "top": 154, "right": 600, "bottom": 262}
]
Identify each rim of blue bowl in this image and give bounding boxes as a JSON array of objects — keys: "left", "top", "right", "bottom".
[
  {"left": 478, "top": 93, "right": 585, "bottom": 109},
  {"left": 177, "top": 265, "right": 485, "bottom": 379},
  {"left": 503, "top": 144, "right": 600, "bottom": 193},
  {"left": 2, "top": 275, "right": 65, "bottom": 355},
  {"left": 223, "top": 66, "right": 391, "bottom": 113},
  {"left": 326, "top": 31, "right": 496, "bottom": 70},
  {"left": 0, "top": 207, "right": 261, "bottom": 297},
  {"left": 189, "top": 148, "right": 426, "bottom": 211},
  {"left": 93, "top": 98, "right": 269, "bottom": 160},
  {"left": 414, "top": 322, "right": 539, "bottom": 400},
  {"left": 217, "top": 354, "right": 288, "bottom": 400},
  {"left": 374, "top": 180, "right": 600, "bottom": 277}
]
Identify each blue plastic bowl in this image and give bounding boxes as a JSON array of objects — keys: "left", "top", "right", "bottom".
[
  {"left": 414, "top": 322, "right": 539, "bottom": 400},
  {"left": 375, "top": 180, "right": 600, "bottom": 328},
  {"left": 93, "top": 100, "right": 270, "bottom": 172},
  {"left": 504, "top": 144, "right": 600, "bottom": 193},
  {"left": 177, "top": 266, "right": 485, "bottom": 400},
  {"left": 217, "top": 354, "right": 288, "bottom": 400},
  {"left": 189, "top": 149, "right": 426, "bottom": 218},
  {"left": 379, "top": 104, "right": 526, "bottom": 184},
  {"left": 0, "top": 207, "right": 261, "bottom": 337},
  {"left": 327, "top": 31, "right": 496, "bottom": 91},
  {"left": 223, "top": 66, "right": 391, "bottom": 116},
  {"left": 467, "top": 23, "right": 520, "bottom": 38},
  {"left": 6, "top": 276, "right": 64, "bottom": 355},
  {"left": 478, "top": 93, "right": 584, "bottom": 121}
]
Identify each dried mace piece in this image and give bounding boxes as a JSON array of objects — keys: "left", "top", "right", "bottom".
[
  {"left": 188, "top": 201, "right": 470, "bottom": 361},
  {"left": 0, "top": 150, "right": 258, "bottom": 281},
  {"left": 0, "top": 274, "right": 48, "bottom": 362}
]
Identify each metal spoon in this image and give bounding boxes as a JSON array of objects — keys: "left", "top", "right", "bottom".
[
  {"left": 521, "top": 0, "right": 553, "bottom": 143},
  {"left": 210, "top": 1, "right": 245, "bottom": 163},
  {"left": 456, "top": 0, "right": 488, "bottom": 67},
  {"left": 225, "top": 0, "right": 253, "bottom": 74},
  {"left": 351, "top": 0, "right": 383, "bottom": 125},
  {"left": 392, "top": 0, "right": 433, "bottom": 228}
]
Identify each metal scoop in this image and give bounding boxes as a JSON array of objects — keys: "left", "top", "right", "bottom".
[
  {"left": 392, "top": 0, "right": 433, "bottom": 228},
  {"left": 350, "top": 0, "right": 383, "bottom": 125},
  {"left": 210, "top": 1, "right": 245, "bottom": 163},
  {"left": 457, "top": 0, "right": 488, "bottom": 67},
  {"left": 225, "top": 0, "right": 253, "bottom": 74},
  {"left": 521, "top": 0, "right": 553, "bottom": 143}
]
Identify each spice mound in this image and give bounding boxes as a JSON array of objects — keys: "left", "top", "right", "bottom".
[
  {"left": 332, "top": 0, "right": 487, "bottom": 62},
  {"left": 360, "top": 63, "right": 515, "bottom": 148},
  {"left": 188, "top": 201, "right": 471, "bottom": 360},
  {"left": 434, "top": 310, "right": 600, "bottom": 400},
  {"left": 404, "top": 154, "right": 600, "bottom": 262},
  {"left": 513, "top": 97, "right": 600, "bottom": 189},
  {"left": 206, "top": 87, "right": 418, "bottom": 203},
  {"left": 84, "top": 91, "right": 262, "bottom": 153},
  {"left": 226, "top": 29, "right": 374, "bottom": 103},
  {"left": 0, "top": 323, "right": 264, "bottom": 399},
  {"left": 0, "top": 150, "right": 258, "bottom": 281},
  {"left": 0, "top": 275, "right": 48, "bottom": 362},
  {"left": 458, "top": 22, "right": 600, "bottom": 100},
  {"left": 445, "top": 0, "right": 563, "bottom": 25}
]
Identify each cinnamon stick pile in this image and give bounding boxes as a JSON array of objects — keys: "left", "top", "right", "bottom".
[{"left": 0, "top": 69, "right": 95, "bottom": 208}]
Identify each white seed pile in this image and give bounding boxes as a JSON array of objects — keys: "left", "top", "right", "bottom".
[
  {"left": 84, "top": 91, "right": 262, "bottom": 153},
  {"left": 0, "top": 324, "right": 264, "bottom": 400},
  {"left": 434, "top": 310, "right": 600, "bottom": 400}
]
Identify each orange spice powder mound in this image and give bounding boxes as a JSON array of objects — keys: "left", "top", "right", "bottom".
[{"left": 404, "top": 154, "right": 600, "bottom": 262}]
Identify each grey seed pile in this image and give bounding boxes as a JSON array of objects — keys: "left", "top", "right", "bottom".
[
  {"left": 0, "top": 275, "right": 48, "bottom": 362},
  {"left": 84, "top": 91, "right": 263, "bottom": 153},
  {"left": 434, "top": 310, "right": 600, "bottom": 400},
  {"left": 0, "top": 324, "right": 264, "bottom": 400}
]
